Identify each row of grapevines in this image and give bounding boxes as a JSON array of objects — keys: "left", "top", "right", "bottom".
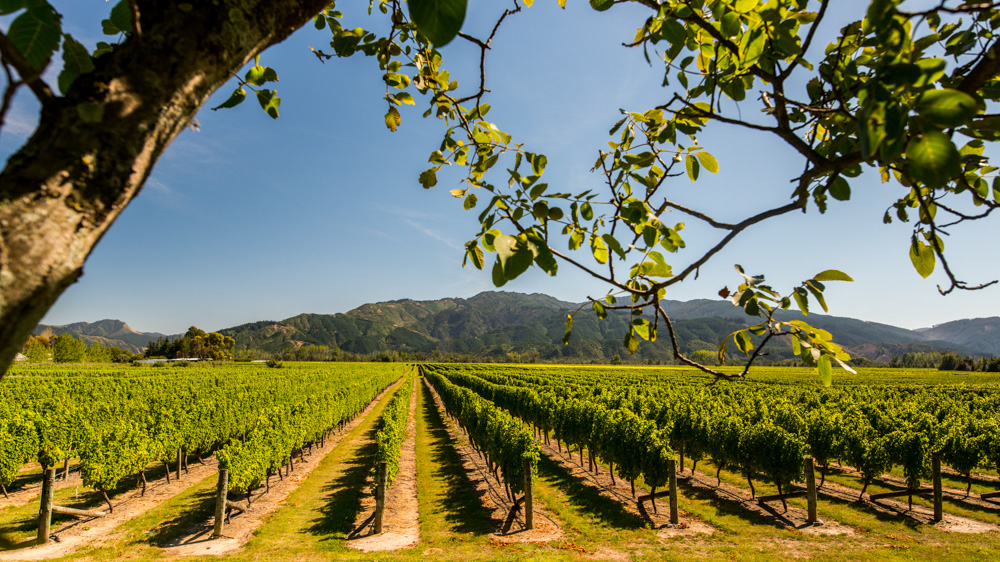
[
  {"left": 0, "top": 363, "right": 404, "bottom": 497},
  {"left": 426, "top": 364, "right": 1000, "bottom": 496},
  {"left": 423, "top": 368, "right": 538, "bottom": 496},
  {"left": 371, "top": 372, "right": 414, "bottom": 491},
  {"left": 425, "top": 364, "right": 675, "bottom": 494}
]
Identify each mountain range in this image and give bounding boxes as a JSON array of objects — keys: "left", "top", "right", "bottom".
[{"left": 33, "top": 292, "right": 1000, "bottom": 362}]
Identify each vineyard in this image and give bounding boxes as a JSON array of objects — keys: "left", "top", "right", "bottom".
[{"left": 1, "top": 362, "right": 999, "bottom": 560}]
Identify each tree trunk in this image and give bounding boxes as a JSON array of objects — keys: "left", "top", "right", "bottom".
[
  {"left": 163, "top": 461, "right": 171, "bottom": 484},
  {"left": 139, "top": 469, "right": 147, "bottom": 497},
  {"left": 0, "top": 0, "right": 337, "bottom": 377},
  {"left": 1, "top": 482, "right": 6, "bottom": 498},
  {"left": 100, "top": 488, "right": 113, "bottom": 514}
]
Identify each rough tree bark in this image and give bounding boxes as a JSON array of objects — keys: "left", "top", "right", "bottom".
[{"left": 0, "top": 0, "right": 331, "bottom": 377}]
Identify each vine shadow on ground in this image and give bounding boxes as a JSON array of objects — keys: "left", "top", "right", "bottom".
[
  {"left": 419, "top": 383, "right": 491, "bottom": 536},
  {"left": 141, "top": 485, "right": 217, "bottom": 547},
  {"left": 305, "top": 424, "right": 380, "bottom": 540},
  {"left": 535, "top": 453, "right": 644, "bottom": 530}
]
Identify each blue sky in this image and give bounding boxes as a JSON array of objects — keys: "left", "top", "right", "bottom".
[{"left": 4, "top": 1, "right": 999, "bottom": 335}]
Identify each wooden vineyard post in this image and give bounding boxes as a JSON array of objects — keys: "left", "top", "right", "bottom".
[
  {"left": 524, "top": 458, "right": 534, "bottom": 530},
  {"left": 374, "top": 461, "right": 387, "bottom": 534},
  {"left": 37, "top": 468, "right": 55, "bottom": 545},
  {"left": 932, "top": 452, "right": 943, "bottom": 523},
  {"left": 805, "top": 457, "right": 818, "bottom": 524},
  {"left": 668, "top": 459, "right": 679, "bottom": 525},
  {"left": 213, "top": 469, "right": 229, "bottom": 538}
]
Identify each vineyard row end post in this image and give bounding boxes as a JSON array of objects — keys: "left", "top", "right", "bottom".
[
  {"left": 374, "top": 461, "right": 388, "bottom": 534},
  {"left": 668, "top": 459, "right": 679, "bottom": 525},
  {"left": 933, "top": 452, "right": 943, "bottom": 523},
  {"left": 524, "top": 458, "right": 534, "bottom": 530},
  {"left": 805, "top": 457, "right": 818, "bottom": 524},
  {"left": 213, "top": 469, "right": 229, "bottom": 538},
  {"left": 37, "top": 468, "right": 55, "bottom": 545}
]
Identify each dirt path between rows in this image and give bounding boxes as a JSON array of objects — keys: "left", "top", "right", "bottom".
[
  {"left": 539, "top": 440, "right": 715, "bottom": 538},
  {"left": 423, "top": 377, "right": 563, "bottom": 544},
  {"left": 824, "top": 463, "right": 1000, "bottom": 514},
  {"left": 0, "top": 465, "right": 82, "bottom": 511},
  {"left": 674, "top": 465, "right": 854, "bottom": 536},
  {"left": 162, "top": 377, "right": 403, "bottom": 557},
  {"left": 811, "top": 477, "right": 999, "bottom": 533},
  {"left": 348, "top": 376, "right": 421, "bottom": 552},
  {"left": 0, "top": 458, "right": 220, "bottom": 561}
]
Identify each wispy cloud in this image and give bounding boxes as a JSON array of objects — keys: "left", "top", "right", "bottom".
[
  {"left": 1, "top": 101, "right": 38, "bottom": 141},
  {"left": 403, "top": 218, "right": 460, "bottom": 249},
  {"left": 381, "top": 205, "right": 436, "bottom": 221}
]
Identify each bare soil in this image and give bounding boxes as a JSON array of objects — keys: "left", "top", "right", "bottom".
[
  {"left": 348, "top": 377, "right": 421, "bottom": 552},
  {"left": 160, "top": 378, "right": 405, "bottom": 557},
  {"left": 676, "top": 465, "right": 855, "bottom": 536},
  {"left": 0, "top": 457, "right": 220, "bottom": 561},
  {"left": 825, "top": 463, "right": 1000, "bottom": 514},
  {"left": 423, "top": 378, "right": 563, "bottom": 544},
  {"left": 812, "top": 477, "right": 999, "bottom": 534},
  {"left": 539, "top": 439, "right": 715, "bottom": 538}
]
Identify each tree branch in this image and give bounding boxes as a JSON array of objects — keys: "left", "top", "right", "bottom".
[{"left": 0, "top": 29, "right": 54, "bottom": 104}]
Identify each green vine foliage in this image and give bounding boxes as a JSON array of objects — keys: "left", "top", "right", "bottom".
[
  {"left": 0, "top": 363, "right": 404, "bottom": 496},
  {"left": 373, "top": 373, "right": 414, "bottom": 491},
  {"left": 427, "top": 363, "right": 1000, "bottom": 496},
  {"left": 424, "top": 368, "right": 538, "bottom": 495},
  {"left": 0, "top": 407, "right": 38, "bottom": 488}
]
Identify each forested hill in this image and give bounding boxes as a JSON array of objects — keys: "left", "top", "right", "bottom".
[
  {"left": 916, "top": 317, "right": 1000, "bottom": 357},
  {"left": 32, "top": 320, "right": 170, "bottom": 354},
  {"left": 217, "top": 292, "right": 989, "bottom": 363},
  {"left": 35, "top": 293, "right": 994, "bottom": 362}
]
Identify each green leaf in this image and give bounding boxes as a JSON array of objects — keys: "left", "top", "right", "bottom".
[
  {"left": 915, "top": 88, "right": 978, "bottom": 128},
  {"left": 408, "top": 0, "right": 467, "bottom": 47},
  {"left": 492, "top": 259, "right": 507, "bottom": 287},
  {"left": 463, "top": 192, "right": 477, "bottom": 210},
  {"left": 256, "top": 89, "right": 280, "bottom": 119},
  {"left": 495, "top": 234, "right": 532, "bottom": 280},
  {"left": 591, "top": 235, "right": 609, "bottom": 264},
  {"left": 828, "top": 176, "right": 851, "bottom": 201},
  {"left": 211, "top": 87, "right": 247, "bottom": 111},
  {"left": 590, "top": 0, "right": 613, "bottom": 10},
  {"left": 8, "top": 4, "right": 61, "bottom": 70},
  {"left": 813, "top": 269, "right": 853, "bottom": 282},
  {"left": 245, "top": 65, "right": 269, "bottom": 86},
  {"left": 696, "top": 151, "right": 719, "bottom": 173},
  {"left": 109, "top": 0, "right": 132, "bottom": 34},
  {"left": 685, "top": 154, "right": 699, "bottom": 181},
  {"left": 817, "top": 354, "right": 832, "bottom": 387},
  {"left": 793, "top": 287, "right": 809, "bottom": 315},
  {"left": 465, "top": 241, "right": 484, "bottom": 270},
  {"left": 531, "top": 153, "right": 548, "bottom": 176},
  {"left": 909, "top": 237, "right": 936, "bottom": 278},
  {"left": 563, "top": 314, "right": 574, "bottom": 345},
  {"left": 58, "top": 34, "right": 94, "bottom": 95},
  {"left": 384, "top": 106, "right": 401, "bottom": 131},
  {"left": 419, "top": 168, "right": 438, "bottom": 189},
  {"left": 580, "top": 202, "right": 594, "bottom": 221},
  {"left": 906, "top": 131, "right": 960, "bottom": 188},
  {"left": 0, "top": 0, "right": 25, "bottom": 16},
  {"left": 592, "top": 301, "right": 607, "bottom": 319}
]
